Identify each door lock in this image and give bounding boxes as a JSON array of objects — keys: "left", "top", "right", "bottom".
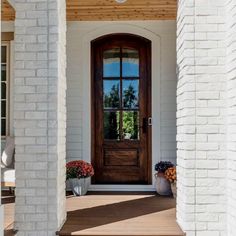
[{"left": 148, "top": 117, "right": 152, "bottom": 126}]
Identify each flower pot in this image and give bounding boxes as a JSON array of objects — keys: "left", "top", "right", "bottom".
[
  {"left": 171, "top": 182, "right": 177, "bottom": 199},
  {"left": 155, "top": 173, "right": 172, "bottom": 196},
  {"left": 69, "top": 177, "right": 90, "bottom": 196}
]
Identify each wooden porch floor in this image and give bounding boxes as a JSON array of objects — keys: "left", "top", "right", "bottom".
[
  {"left": 58, "top": 192, "right": 185, "bottom": 236},
  {"left": 2, "top": 191, "right": 185, "bottom": 236}
]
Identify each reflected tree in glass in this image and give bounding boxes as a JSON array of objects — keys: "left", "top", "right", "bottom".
[
  {"left": 123, "top": 80, "right": 139, "bottom": 108},
  {"left": 104, "top": 112, "right": 120, "bottom": 140},
  {"left": 104, "top": 83, "right": 120, "bottom": 108},
  {"left": 123, "top": 112, "right": 139, "bottom": 140}
]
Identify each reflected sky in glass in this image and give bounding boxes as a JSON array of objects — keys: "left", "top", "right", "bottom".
[
  {"left": 122, "top": 49, "right": 139, "bottom": 77},
  {"left": 103, "top": 49, "right": 120, "bottom": 77}
]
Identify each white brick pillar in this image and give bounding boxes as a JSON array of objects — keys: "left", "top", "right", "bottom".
[
  {"left": 226, "top": 1, "right": 236, "bottom": 236},
  {"left": 13, "top": 0, "right": 67, "bottom": 235},
  {"left": 177, "top": 1, "right": 227, "bottom": 235}
]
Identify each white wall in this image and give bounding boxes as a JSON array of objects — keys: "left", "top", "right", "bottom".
[
  {"left": 66, "top": 21, "right": 177, "bottom": 190},
  {"left": 226, "top": 1, "right": 236, "bottom": 235}
]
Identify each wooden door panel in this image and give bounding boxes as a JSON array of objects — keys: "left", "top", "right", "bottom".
[
  {"left": 91, "top": 34, "right": 151, "bottom": 185},
  {"left": 104, "top": 149, "right": 139, "bottom": 166}
]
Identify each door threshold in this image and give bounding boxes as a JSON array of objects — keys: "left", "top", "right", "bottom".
[{"left": 89, "top": 184, "right": 155, "bottom": 192}]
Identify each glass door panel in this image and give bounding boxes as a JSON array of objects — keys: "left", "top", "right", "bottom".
[
  {"left": 122, "top": 48, "right": 139, "bottom": 77},
  {"left": 103, "top": 48, "right": 120, "bottom": 78}
]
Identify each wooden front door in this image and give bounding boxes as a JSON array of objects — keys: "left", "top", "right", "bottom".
[{"left": 91, "top": 34, "right": 151, "bottom": 185}]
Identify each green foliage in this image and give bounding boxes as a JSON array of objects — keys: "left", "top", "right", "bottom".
[
  {"left": 123, "top": 84, "right": 138, "bottom": 108},
  {"left": 103, "top": 81, "right": 139, "bottom": 140}
]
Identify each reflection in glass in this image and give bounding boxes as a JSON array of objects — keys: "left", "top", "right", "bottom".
[
  {"left": 103, "top": 49, "right": 120, "bottom": 77},
  {"left": 1, "top": 101, "right": 6, "bottom": 117},
  {"left": 1, "top": 119, "right": 6, "bottom": 136},
  {"left": 123, "top": 111, "right": 139, "bottom": 140},
  {"left": 122, "top": 49, "right": 139, "bottom": 77},
  {"left": 123, "top": 80, "right": 139, "bottom": 108},
  {"left": 1, "top": 83, "right": 6, "bottom": 99},
  {"left": 1, "top": 46, "right": 6, "bottom": 63},
  {"left": 1, "top": 65, "right": 6, "bottom": 81},
  {"left": 103, "top": 80, "right": 120, "bottom": 108},
  {"left": 104, "top": 112, "right": 120, "bottom": 140}
]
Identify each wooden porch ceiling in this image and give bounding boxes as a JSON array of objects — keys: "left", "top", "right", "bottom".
[{"left": 1, "top": 0, "right": 177, "bottom": 21}]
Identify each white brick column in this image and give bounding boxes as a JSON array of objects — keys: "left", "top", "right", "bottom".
[
  {"left": 177, "top": 1, "right": 227, "bottom": 235},
  {"left": 226, "top": 1, "right": 236, "bottom": 236},
  {"left": 13, "top": 0, "right": 67, "bottom": 235}
]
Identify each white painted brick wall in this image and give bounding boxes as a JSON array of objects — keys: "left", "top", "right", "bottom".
[
  {"left": 66, "top": 21, "right": 177, "bottom": 166},
  {"left": 13, "top": 0, "right": 66, "bottom": 235},
  {"left": 177, "top": 1, "right": 227, "bottom": 236},
  {"left": 226, "top": 1, "right": 236, "bottom": 236}
]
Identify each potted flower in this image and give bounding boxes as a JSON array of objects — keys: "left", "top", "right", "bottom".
[
  {"left": 154, "top": 161, "right": 174, "bottom": 196},
  {"left": 165, "top": 167, "right": 177, "bottom": 198},
  {"left": 66, "top": 160, "right": 94, "bottom": 196}
]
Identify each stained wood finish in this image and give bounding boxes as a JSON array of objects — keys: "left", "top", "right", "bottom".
[
  {"left": 66, "top": 0, "right": 177, "bottom": 21},
  {"left": 57, "top": 192, "right": 185, "bottom": 236},
  {"left": 1, "top": 0, "right": 177, "bottom": 21},
  {"left": 1, "top": 32, "right": 14, "bottom": 41},
  {"left": 1, "top": 0, "right": 14, "bottom": 21},
  {"left": 1, "top": 182, "right": 15, "bottom": 187},
  {"left": 91, "top": 34, "right": 151, "bottom": 185},
  {"left": 3, "top": 191, "right": 185, "bottom": 236}
]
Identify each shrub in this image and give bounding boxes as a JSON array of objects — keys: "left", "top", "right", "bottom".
[
  {"left": 66, "top": 160, "right": 94, "bottom": 180},
  {"left": 165, "top": 167, "right": 176, "bottom": 183},
  {"left": 155, "top": 161, "right": 174, "bottom": 173}
]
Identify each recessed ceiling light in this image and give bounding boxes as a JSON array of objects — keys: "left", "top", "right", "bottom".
[{"left": 115, "top": 0, "right": 127, "bottom": 3}]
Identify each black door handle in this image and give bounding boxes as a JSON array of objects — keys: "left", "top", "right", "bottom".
[{"left": 142, "top": 118, "right": 148, "bottom": 134}]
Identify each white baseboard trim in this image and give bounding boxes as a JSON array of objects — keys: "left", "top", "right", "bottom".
[{"left": 88, "top": 185, "right": 156, "bottom": 192}]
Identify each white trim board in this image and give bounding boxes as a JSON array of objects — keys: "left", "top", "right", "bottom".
[{"left": 80, "top": 22, "right": 161, "bottom": 191}]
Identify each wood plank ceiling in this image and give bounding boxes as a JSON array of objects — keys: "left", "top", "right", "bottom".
[{"left": 1, "top": 0, "right": 177, "bottom": 21}]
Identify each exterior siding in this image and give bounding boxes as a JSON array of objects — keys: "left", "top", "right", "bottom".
[{"left": 66, "top": 21, "right": 177, "bottom": 172}]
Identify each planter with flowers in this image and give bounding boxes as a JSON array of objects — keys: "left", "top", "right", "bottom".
[
  {"left": 66, "top": 160, "right": 94, "bottom": 196},
  {"left": 165, "top": 167, "right": 177, "bottom": 198},
  {"left": 154, "top": 161, "right": 174, "bottom": 196}
]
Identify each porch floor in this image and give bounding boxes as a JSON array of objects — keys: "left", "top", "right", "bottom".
[
  {"left": 2, "top": 190, "right": 15, "bottom": 236},
  {"left": 57, "top": 192, "right": 185, "bottom": 236}
]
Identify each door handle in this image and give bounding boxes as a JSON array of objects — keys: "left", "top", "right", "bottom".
[
  {"left": 140, "top": 117, "right": 152, "bottom": 134},
  {"left": 142, "top": 118, "right": 148, "bottom": 134}
]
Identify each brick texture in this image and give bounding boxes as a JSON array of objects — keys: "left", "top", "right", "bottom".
[
  {"left": 13, "top": 0, "right": 67, "bottom": 235},
  {"left": 226, "top": 1, "right": 236, "bottom": 236},
  {"left": 177, "top": 1, "right": 227, "bottom": 236}
]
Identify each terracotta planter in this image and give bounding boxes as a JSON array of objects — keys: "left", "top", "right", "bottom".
[
  {"left": 171, "top": 182, "right": 177, "bottom": 199},
  {"left": 69, "top": 177, "right": 90, "bottom": 196},
  {"left": 155, "top": 173, "right": 172, "bottom": 196}
]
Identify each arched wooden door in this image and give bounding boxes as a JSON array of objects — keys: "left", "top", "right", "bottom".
[{"left": 91, "top": 34, "right": 152, "bottom": 184}]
